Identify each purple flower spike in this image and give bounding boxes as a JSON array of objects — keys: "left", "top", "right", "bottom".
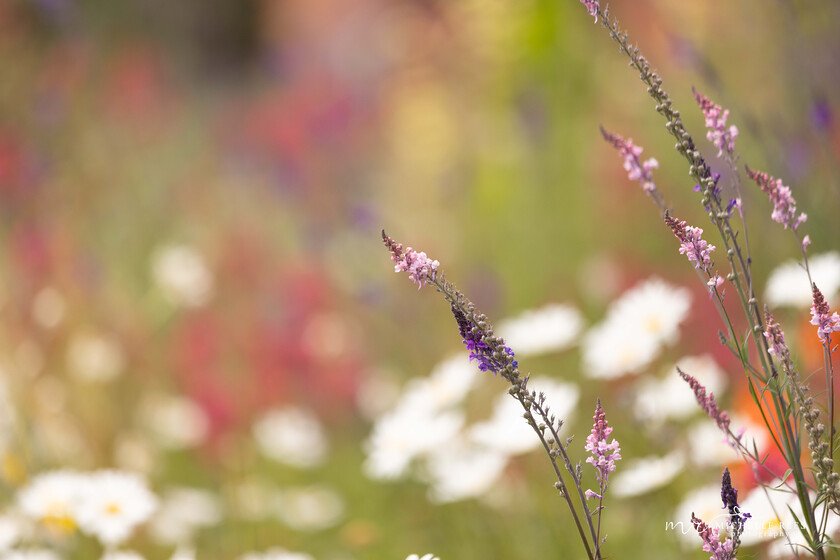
[
  {"left": 693, "top": 89, "right": 739, "bottom": 157},
  {"left": 745, "top": 167, "right": 807, "bottom": 231},
  {"left": 585, "top": 399, "right": 621, "bottom": 499},
  {"left": 810, "top": 283, "right": 840, "bottom": 342},
  {"left": 664, "top": 213, "right": 716, "bottom": 272},
  {"left": 579, "top": 0, "right": 599, "bottom": 23},
  {"left": 451, "top": 304, "right": 517, "bottom": 375},
  {"left": 679, "top": 368, "right": 731, "bottom": 434},
  {"left": 600, "top": 127, "right": 659, "bottom": 195},
  {"left": 382, "top": 230, "right": 440, "bottom": 289}
]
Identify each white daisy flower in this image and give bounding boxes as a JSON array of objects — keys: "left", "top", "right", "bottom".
[
  {"left": 253, "top": 406, "right": 328, "bottom": 469},
  {"left": 0, "top": 514, "right": 31, "bottom": 552},
  {"left": 237, "top": 548, "right": 314, "bottom": 560},
  {"left": 634, "top": 355, "right": 726, "bottom": 425},
  {"left": 17, "top": 470, "right": 88, "bottom": 535},
  {"left": 274, "top": 485, "right": 344, "bottom": 531},
  {"left": 398, "top": 353, "right": 478, "bottom": 414},
  {"left": 151, "top": 244, "right": 214, "bottom": 308},
  {"left": 75, "top": 470, "right": 158, "bottom": 546},
  {"left": 583, "top": 277, "right": 691, "bottom": 378},
  {"left": 611, "top": 451, "right": 685, "bottom": 497},
  {"left": 496, "top": 303, "right": 584, "bottom": 356},
  {"left": 100, "top": 551, "right": 145, "bottom": 560},
  {"left": 423, "top": 437, "right": 508, "bottom": 503},
  {"left": 149, "top": 487, "right": 222, "bottom": 545},
  {"left": 469, "top": 378, "right": 579, "bottom": 455},
  {"left": 1, "top": 549, "right": 62, "bottom": 560},
  {"left": 686, "top": 416, "right": 767, "bottom": 468},
  {"left": 765, "top": 252, "right": 840, "bottom": 308},
  {"left": 364, "top": 403, "right": 463, "bottom": 480},
  {"left": 169, "top": 548, "right": 196, "bottom": 560}
]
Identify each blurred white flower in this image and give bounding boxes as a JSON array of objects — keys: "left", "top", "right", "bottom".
[
  {"left": 633, "top": 355, "right": 726, "bottom": 425},
  {"left": 611, "top": 452, "right": 685, "bottom": 497},
  {"left": 398, "top": 354, "right": 478, "bottom": 413},
  {"left": 274, "top": 485, "right": 344, "bottom": 531},
  {"left": 66, "top": 332, "right": 125, "bottom": 382},
  {"left": 739, "top": 486, "right": 801, "bottom": 547},
  {"left": 364, "top": 404, "right": 463, "bottom": 480},
  {"left": 405, "top": 555, "right": 439, "bottom": 560},
  {"left": 496, "top": 303, "right": 584, "bottom": 356},
  {"left": 469, "top": 378, "right": 579, "bottom": 455},
  {"left": 18, "top": 470, "right": 88, "bottom": 535},
  {"left": 0, "top": 514, "right": 30, "bottom": 552},
  {"left": 170, "top": 548, "right": 196, "bottom": 560},
  {"left": 237, "top": 548, "right": 314, "bottom": 560},
  {"left": 686, "top": 416, "right": 767, "bottom": 468},
  {"left": 767, "top": 500, "right": 840, "bottom": 558},
  {"left": 101, "top": 551, "right": 145, "bottom": 560},
  {"left": 0, "top": 549, "right": 62, "bottom": 560},
  {"left": 424, "top": 438, "right": 507, "bottom": 504},
  {"left": 151, "top": 245, "right": 214, "bottom": 308},
  {"left": 32, "top": 288, "right": 65, "bottom": 330},
  {"left": 75, "top": 471, "right": 158, "bottom": 546},
  {"left": 149, "top": 487, "right": 222, "bottom": 545},
  {"left": 141, "top": 395, "right": 209, "bottom": 450},
  {"left": 671, "top": 484, "right": 726, "bottom": 546},
  {"left": 253, "top": 406, "right": 328, "bottom": 468},
  {"left": 765, "top": 252, "right": 840, "bottom": 308},
  {"left": 583, "top": 278, "right": 690, "bottom": 379}
]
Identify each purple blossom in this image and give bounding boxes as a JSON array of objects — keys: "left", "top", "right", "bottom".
[
  {"left": 451, "top": 304, "right": 517, "bottom": 374},
  {"left": 679, "top": 368, "right": 731, "bottom": 434},
  {"left": 584, "top": 399, "right": 620, "bottom": 499},
  {"left": 745, "top": 166, "right": 807, "bottom": 231},
  {"left": 600, "top": 127, "right": 659, "bottom": 195},
  {"left": 810, "top": 283, "right": 840, "bottom": 342},
  {"left": 720, "top": 467, "right": 749, "bottom": 523},
  {"left": 579, "top": 0, "right": 599, "bottom": 23},
  {"left": 664, "top": 213, "right": 716, "bottom": 272},
  {"left": 691, "top": 514, "right": 735, "bottom": 560},
  {"left": 693, "top": 89, "right": 739, "bottom": 157},
  {"left": 382, "top": 230, "right": 440, "bottom": 289}
]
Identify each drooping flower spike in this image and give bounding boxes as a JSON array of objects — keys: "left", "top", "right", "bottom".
[
  {"left": 382, "top": 230, "right": 440, "bottom": 289},
  {"left": 692, "top": 88, "right": 739, "bottom": 157},
  {"left": 600, "top": 127, "right": 659, "bottom": 196},
  {"left": 745, "top": 167, "right": 807, "bottom": 231},
  {"left": 664, "top": 212, "right": 716, "bottom": 273},
  {"left": 678, "top": 368, "right": 731, "bottom": 435}
]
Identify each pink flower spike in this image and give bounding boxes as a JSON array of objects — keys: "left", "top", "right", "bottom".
[
  {"left": 693, "top": 89, "right": 739, "bottom": 157},
  {"left": 382, "top": 230, "right": 440, "bottom": 289},
  {"left": 810, "top": 283, "right": 840, "bottom": 342},
  {"left": 664, "top": 213, "right": 716, "bottom": 272},
  {"left": 585, "top": 399, "right": 620, "bottom": 498},
  {"left": 679, "top": 368, "right": 731, "bottom": 434},
  {"left": 691, "top": 513, "right": 735, "bottom": 560},
  {"left": 600, "top": 127, "right": 659, "bottom": 195},
  {"left": 745, "top": 166, "right": 806, "bottom": 231},
  {"left": 579, "top": 0, "right": 599, "bottom": 23}
]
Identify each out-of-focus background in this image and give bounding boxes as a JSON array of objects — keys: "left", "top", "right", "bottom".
[{"left": 1, "top": 0, "right": 839, "bottom": 559}]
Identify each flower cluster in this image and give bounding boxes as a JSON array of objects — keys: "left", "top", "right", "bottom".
[
  {"left": 810, "top": 283, "right": 840, "bottom": 341},
  {"left": 678, "top": 368, "right": 731, "bottom": 435},
  {"left": 745, "top": 166, "right": 807, "bottom": 231},
  {"left": 763, "top": 311, "right": 789, "bottom": 363},
  {"left": 691, "top": 514, "right": 735, "bottom": 560},
  {"left": 600, "top": 127, "right": 659, "bottom": 195},
  {"left": 692, "top": 89, "right": 738, "bottom": 157},
  {"left": 579, "top": 0, "right": 599, "bottom": 23},
  {"left": 584, "top": 399, "right": 621, "bottom": 500},
  {"left": 664, "top": 213, "right": 716, "bottom": 273},
  {"left": 382, "top": 231, "right": 440, "bottom": 289},
  {"left": 451, "top": 304, "right": 517, "bottom": 374}
]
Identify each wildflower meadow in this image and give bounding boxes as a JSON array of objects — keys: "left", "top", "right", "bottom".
[{"left": 0, "top": 1, "right": 839, "bottom": 559}]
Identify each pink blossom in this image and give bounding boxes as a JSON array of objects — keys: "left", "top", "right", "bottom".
[
  {"left": 600, "top": 127, "right": 659, "bottom": 195},
  {"left": 691, "top": 514, "right": 735, "bottom": 560},
  {"left": 585, "top": 399, "right": 620, "bottom": 498},
  {"left": 810, "top": 283, "right": 840, "bottom": 342},
  {"left": 664, "top": 213, "right": 716, "bottom": 272},
  {"left": 579, "top": 0, "right": 599, "bottom": 23},
  {"left": 679, "top": 368, "right": 731, "bottom": 434},
  {"left": 693, "top": 89, "right": 738, "bottom": 157},
  {"left": 746, "top": 167, "right": 807, "bottom": 231},
  {"left": 382, "top": 231, "right": 440, "bottom": 289}
]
